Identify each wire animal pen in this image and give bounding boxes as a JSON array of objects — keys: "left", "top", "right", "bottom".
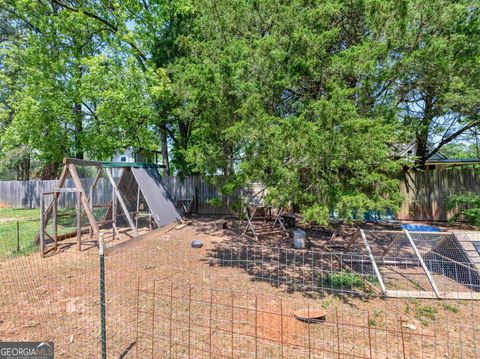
[
  {"left": 205, "top": 230, "right": 480, "bottom": 300},
  {"left": 361, "top": 230, "right": 480, "bottom": 299}
]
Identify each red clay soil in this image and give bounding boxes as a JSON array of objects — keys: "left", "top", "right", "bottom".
[{"left": 0, "top": 217, "right": 478, "bottom": 358}]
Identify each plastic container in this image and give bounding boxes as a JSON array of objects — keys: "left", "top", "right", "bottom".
[
  {"left": 191, "top": 239, "right": 203, "bottom": 248},
  {"left": 293, "top": 229, "right": 306, "bottom": 249}
]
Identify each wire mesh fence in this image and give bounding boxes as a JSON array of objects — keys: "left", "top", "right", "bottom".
[
  {"left": 362, "top": 230, "right": 480, "bottom": 299},
  {"left": 206, "top": 243, "right": 380, "bottom": 297},
  {"left": 0, "top": 220, "right": 39, "bottom": 257},
  {"left": 131, "top": 281, "right": 479, "bottom": 359},
  {"left": 1, "top": 219, "right": 480, "bottom": 357},
  {"left": 0, "top": 244, "right": 101, "bottom": 357}
]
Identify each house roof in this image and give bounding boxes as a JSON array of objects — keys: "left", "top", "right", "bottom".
[
  {"left": 394, "top": 141, "right": 448, "bottom": 159},
  {"left": 392, "top": 142, "right": 415, "bottom": 156}
]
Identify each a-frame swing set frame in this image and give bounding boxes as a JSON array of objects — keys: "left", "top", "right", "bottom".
[{"left": 38, "top": 158, "right": 150, "bottom": 257}]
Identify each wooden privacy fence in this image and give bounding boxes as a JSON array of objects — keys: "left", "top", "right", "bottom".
[
  {"left": 398, "top": 168, "right": 480, "bottom": 221},
  {"left": 162, "top": 176, "right": 248, "bottom": 215},
  {"left": 0, "top": 178, "right": 113, "bottom": 209},
  {"left": 1, "top": 169, "right": 478, "bottom": 220},
  {"left": 0, "top": 176, "right": 252, "bottom": 215}
]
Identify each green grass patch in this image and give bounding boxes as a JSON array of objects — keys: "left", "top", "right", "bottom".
[
  {"left": 319, "top": 272, "right": 378, "bottom": 289},
  {"left": 368, "top": 309, "right": 384, "bottom": 327},
  {"left": 0, "top": 217, "right": 41, "bottom": 257},
  {"left": 0, "top": 207, "right": 106, "bottom": 258},
  {"left": 414, "top": 303, "right": 438, "bottom": 326},
  {"left": 0, "top": 207, "right": 40, "bottom": 220},
  {"left": 442, "top": 302, "right": 458, "bottom": 313}
]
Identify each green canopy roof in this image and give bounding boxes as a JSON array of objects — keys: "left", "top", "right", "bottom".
[
  {"left": 64, "top": 158, "right": 164, "bottom": 169},
  {"left": 100, "top": 161, "right": 162, "bottom": 169}
]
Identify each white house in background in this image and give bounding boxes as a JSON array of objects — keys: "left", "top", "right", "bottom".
[
  {"left": 394, "top": 141, "right": 480, "bottom": 169},
  {"left": 395, "top": 141, "right": 447, "bottom": 160},
  {"left": 112, "top": 148, "right": 136, "bottom": 163},
  {"left": 111, "top": 147, "right": 163, "bottom": 177},
  {"left": 112, "top": 147, "right": 162, "bottom": 164}
]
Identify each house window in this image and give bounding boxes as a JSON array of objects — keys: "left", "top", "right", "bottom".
[{"left": 120, "top": 156, "right": 127, "bottom": 162}]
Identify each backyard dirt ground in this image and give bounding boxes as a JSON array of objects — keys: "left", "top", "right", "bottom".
[{"left": 0, "top": 216, "right": 478, "bottom": 358}]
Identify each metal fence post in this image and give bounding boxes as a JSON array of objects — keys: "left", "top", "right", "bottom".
[
  {"left": 99, "top": 233, "right": 107, "bottom": 359},
  {"left": 40, "top": 194, "right": 45, "bottom": 257},
  {"left": 16, "top": 221, "right": 20, "bottom": 252}
]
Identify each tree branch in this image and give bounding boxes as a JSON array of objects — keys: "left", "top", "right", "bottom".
[
  {"left": 428, "top": 117, "right": 480, "bottom": 159},
  {"left": 50, "top": 0, "right": 147, "bottom": 71},
  {"left": 1, "top": 5, "right": 45, "bottom": 35},
  {"left": 50, "top": 0, "right": 118, "bottom": 32}
]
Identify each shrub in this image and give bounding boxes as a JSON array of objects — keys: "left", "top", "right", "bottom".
[
  {"left": 320, "top": 272, "right": 364, "bottom": 288},
  {"left": 446, "top": 192, "right": 480, "bottom": 226},
  {"left": 442, "top": 302, "right": 458, "bottom": 313},
  {"left": 207, "top": 197, "right": 222, "bottom": 207},
  {"left": 302, "top": 205, "right": 330, "bottom": 226}
]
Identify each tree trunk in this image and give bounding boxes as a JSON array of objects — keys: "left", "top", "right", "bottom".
[
  {"left": 16, "top": 157, "right": 31, "bottom": 180},
  {"left": 161, "top": 129, "right": 170, "bottom": 176},
  {"left": 415, "top": 133, "right": 428, "bottom": 168},
  {"left": 414, "top": 94, "right": 434, "bottom": 169},
  {"left": 73, "top": 103, "right": 83, "bottom": 159},
  {"left": 25, "top": 157, "right": 30, "bottom": 180},
  {"left": 177, "top": 120, "right": 192, "bottom": 175},
  {"left": 41, "top": 162, "right": 60, "bottom": 180}
]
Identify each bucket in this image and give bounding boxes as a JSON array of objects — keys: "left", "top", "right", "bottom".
[{"left": 293, "top": 229, "right": 306, "bottom": 249}]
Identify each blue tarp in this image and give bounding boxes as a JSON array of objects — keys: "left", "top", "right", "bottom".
[{"left": 400, "top": 224, "right": 441, "bottom": 232}]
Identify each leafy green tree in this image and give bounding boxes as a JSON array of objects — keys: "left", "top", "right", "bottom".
[
  {"left": 442, "top": 138, "right": 480, "bottom": 159},
  {"left": 0, "top": 1, "right": 104, "bottom": 177},
  {"left": 36, "top": 0, "right": 196, "bottom": 175},
  {"left": 375, "top": 1, "right": 480, "bottom": 165},
  {"left": 160, "top": 0, "right": 407, "bottom": 222},
  {"left": 0, "top": 0, "right": 163, "bottom": 177},
  {"left": 1, "top": 0, "right": 479, "bottom": 224},
  {"left": 0, "top": 5, "right": 34, "bottom": 179},
  {"left": 79, "top": 56, "right": 159, "bottom": 159}
]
